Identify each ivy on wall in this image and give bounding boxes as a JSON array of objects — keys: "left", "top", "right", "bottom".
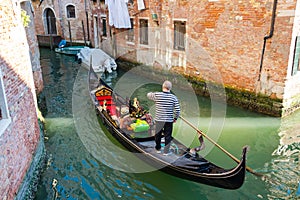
[{"left": 21, "top": 9, "right": 30, "bottom": 27}]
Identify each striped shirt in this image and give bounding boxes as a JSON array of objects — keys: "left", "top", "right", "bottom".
[{"left": 147, "top": 91, "right": 180, "bottom": 122}]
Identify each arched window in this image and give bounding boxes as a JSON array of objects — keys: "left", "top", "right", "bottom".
[{"left": 66, "top": 5, "right": 76, "bottom": 18}]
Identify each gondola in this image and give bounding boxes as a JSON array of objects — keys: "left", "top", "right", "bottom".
[{"left": 88, "top": 66, "right": 248, "bottom": 190}]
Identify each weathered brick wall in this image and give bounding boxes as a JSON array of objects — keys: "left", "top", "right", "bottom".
[
  {"left": 32, "top": 0, "right": 62, "bottom": 36},
  {"left": 31, "top": 0, "right": 300, "bottom": 115},
  {"left": 115, "top": 0, "right": 298, "bottom": 116},
  {"left": 22, "top": 1, "right": 44, "bottom": 94},
  {"left": 158, "top": 0, "right": 294, "bottom": 99},
  {"left": 60, "top": 0, "right": 89, "bottom": 43},
  {"left": 0, "top": 1, "right": 41, "bottom": 199},
  {"left": 33, "top": 0, "right": 90, "bottom": 43}
]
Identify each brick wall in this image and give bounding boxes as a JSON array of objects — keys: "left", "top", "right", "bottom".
[
  {"left": 0, "top": 1, "right": 41, "bottom": 199},
  {"left": 31, "top": 0, "right": 300, "bottom": 116},
  {"left": 33, "top": 0, "right": 91, "bottom": 44},
  {"left": 22, "top": 1, "right": 44, "bottom": 94},
  {"left": 152, "top": 0, "right": 294, "bottom": 98},
  {"left": 113, "top": 0, "right": 299, "bottom": 116}
]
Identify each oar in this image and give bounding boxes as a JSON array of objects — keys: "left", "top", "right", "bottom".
[{"left": 179, "top": 116, "right": 263, "bottom": 177}]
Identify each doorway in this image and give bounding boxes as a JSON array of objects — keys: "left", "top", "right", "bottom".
[{"left": 44, "top": 8, "right": 57, "bottom": 35}]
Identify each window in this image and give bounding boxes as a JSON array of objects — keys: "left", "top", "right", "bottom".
[
  {"left": 127, "top": 18, "right": 134, "bottom": 42},
  {"left": 66, "top": 5, "right": 76, "bottom": 18},
  {"left": 139, "top": 19, "right": 148, "bottom": 45},
  {"left": 0, "top": 70, "right": 11, "bottom": 135},
  {"left": 174, "top": 21, "right": 186, "bottom": 51},
  {"left": 292, "top": 36, "right": 300, "bottom": 75},
  {"left": 101, "top": 17, "right": 107, "bottom": 37}
]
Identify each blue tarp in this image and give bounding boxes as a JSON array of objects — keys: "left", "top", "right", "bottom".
[{"left": 58, "top": 40, "right": 66, "bottom": 48}]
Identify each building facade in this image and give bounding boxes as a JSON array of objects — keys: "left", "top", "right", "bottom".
[
  {"left": 0, "top": 0, "right": 44, "bottom": 199},
  {"left": 32, "top": 0, "right": 300, "bottom": 117},
  {"left": 32, "top": 0, "right": 95, "bottom": 47}
]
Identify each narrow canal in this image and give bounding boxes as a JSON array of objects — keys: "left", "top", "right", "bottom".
[{"left": 35, "top": 48, "right": 300, "bottom": 199}]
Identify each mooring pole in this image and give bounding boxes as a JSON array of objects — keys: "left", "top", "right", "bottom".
[
  {"left": 82, "top": 20, "right": 87, "bottom": 46},
  {"left": 49, "top": 16, "right": 53, "bottom": 50},
  {"left": 68, "top": 21, "right": 72, "bottom": 46}
]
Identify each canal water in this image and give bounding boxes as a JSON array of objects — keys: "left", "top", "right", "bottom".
[{"left": 35, "top": 48, "right": 300, "bottom": 199}]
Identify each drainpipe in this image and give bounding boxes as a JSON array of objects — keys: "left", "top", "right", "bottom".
[{"left": 258, "top": 0, "right": 278, "bottom": 82}]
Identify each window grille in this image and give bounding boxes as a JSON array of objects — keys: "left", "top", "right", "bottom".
[
  {"left": 139, "top": 19, "right": 148, "bottom": 45},
  {"left": 102, "top": 17, "right": 107, "bottom": 37},
  {"left": 174, "top": 21, "right": 186, "bottom": 51},
  {"left": 66, "top": 5, "right": 76, "bottom": 18}
]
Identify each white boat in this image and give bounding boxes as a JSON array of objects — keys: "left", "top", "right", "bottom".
[{"left": 76, "top": 47, "right": 117, "bottom": 73}]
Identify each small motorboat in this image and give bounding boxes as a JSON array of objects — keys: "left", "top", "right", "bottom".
[
  {"left": 54, "top": 46, "right": 85, "bottom": 55},
  {"left": 54, "top": 39, "right": 85, "bottom": 55}
]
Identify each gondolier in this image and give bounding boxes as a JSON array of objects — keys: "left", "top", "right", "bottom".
[{"left": 147, "top": 80, "right": 181, "bottom": 155}]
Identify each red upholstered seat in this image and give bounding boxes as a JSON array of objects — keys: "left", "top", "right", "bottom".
[{"left": 96, "top": 95, "right": 116, "bottom": 115}]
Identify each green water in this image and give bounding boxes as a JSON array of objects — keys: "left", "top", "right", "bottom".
[{"left": 35, "top": 48, "right": 300, "bottom": 199}]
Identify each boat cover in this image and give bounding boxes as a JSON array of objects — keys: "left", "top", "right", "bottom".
[{"left": 77, "top": 47, "right": 117, "bottom": 73}]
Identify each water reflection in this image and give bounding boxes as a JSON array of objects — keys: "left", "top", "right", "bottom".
[{"left": 265, "top": 110, "right": 300, "bottom": 199}]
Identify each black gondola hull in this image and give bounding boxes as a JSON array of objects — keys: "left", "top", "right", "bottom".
[{"left": 97, "top": 105, "right": 246, "bottom": 190}]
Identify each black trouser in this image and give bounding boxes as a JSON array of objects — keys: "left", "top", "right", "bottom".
[{"left": 155, "top": 121, "right": 173, "bottom": 153}]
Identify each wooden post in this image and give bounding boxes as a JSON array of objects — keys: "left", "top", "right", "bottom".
[
  {"left": 86, "top": 11, "right": 90, "bottom": 42},
  {"left": 68, "top": 21, "right": 73, "bottom": 46},
  {"left": 49, "top": 16, "right": 53, "bottom": 50},
  {"left": 82, "top": 20, "right": 87, "bottom": 46}
]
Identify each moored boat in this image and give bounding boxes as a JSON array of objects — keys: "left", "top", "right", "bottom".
[
  {"left": 88, "top": 67, "right": 248, "bottom": 189},
  {"left": 78, "top": 47, "right": 117, "bottom": 73},
  {"left": 54, "top": 46, "right": 85, "bottom": 55}
]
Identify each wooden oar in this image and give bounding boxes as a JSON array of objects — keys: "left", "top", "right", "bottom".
[{"left": 179, "top": 116, "right": 263, "bottom": 177}]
